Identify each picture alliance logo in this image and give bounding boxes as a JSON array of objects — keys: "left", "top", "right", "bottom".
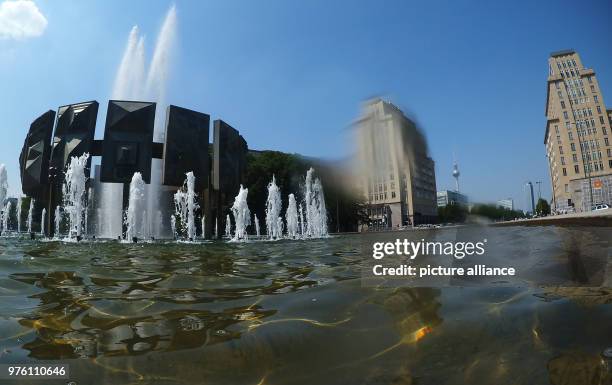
[{"left": 372, "top": 239, "right": 488, "bottom": 260}]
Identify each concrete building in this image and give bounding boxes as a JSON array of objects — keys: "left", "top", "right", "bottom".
[
  {"left": 497, "top": 198, "right": 514, "bottom": 211},
  {"left": 544, "top": 50, "right": 612, "bottom": 212},
  {"left": 437, "top": 190, "right": 468, "bottom": 207},
  {"left": 354, "top": 99, "right": 437, "bottom": 228}
]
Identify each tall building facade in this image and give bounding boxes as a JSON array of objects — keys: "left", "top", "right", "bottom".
[
  {"left": 354, "top": 99, "right": 437, "bottom": 228},
  {"left": 544, "top": 50, "right": 612, "bottom": 212}
]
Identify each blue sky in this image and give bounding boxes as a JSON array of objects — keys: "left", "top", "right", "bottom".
[{"left": 1, "top": 0, "right": 611, "bottom": 209}]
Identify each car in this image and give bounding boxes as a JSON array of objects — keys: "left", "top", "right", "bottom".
[{"left": 591, "top": 203, "right": 610, "bottom": 211}]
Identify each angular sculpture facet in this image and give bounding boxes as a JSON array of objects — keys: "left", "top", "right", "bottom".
[
  {"left": 162, "top": 105, "right": 210, "bottom": 190},
  {"left": 19, "top": 110, "right": 55, "bottom": 200},
  {"left": 49, "top": 101, "right": 98, "bottom": 178},
  {"left": 100, "top": 100, "right": 156, "bottom": 183}
]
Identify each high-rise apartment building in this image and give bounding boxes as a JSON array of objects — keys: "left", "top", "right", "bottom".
[
  {"left": 544, "top": 50, "right": 612, "bottom": 212},
  {"left": 354, "top": 99, "right": 437, "bottom": 228},
  {"left": 437, "top": 190, "right": 468, "bottom": 207}
]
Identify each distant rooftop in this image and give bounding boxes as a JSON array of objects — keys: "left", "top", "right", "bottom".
[{"left": 550, "top": 49, "right": 576, "bottom": 58}]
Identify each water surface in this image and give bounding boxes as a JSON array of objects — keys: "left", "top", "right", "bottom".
[{"left": 0, "top": 228, "right": 610, "bottom": 384}]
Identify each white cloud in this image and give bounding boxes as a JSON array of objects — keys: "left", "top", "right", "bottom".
[{"left": 0, "top": 0, "right": 47, "bottom": 40}]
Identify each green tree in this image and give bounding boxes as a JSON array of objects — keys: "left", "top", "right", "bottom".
[
  {"left": 470, "top": 203, "right": 525, "bottom": 221},
  {"left": 535, "top": 198, "right": 551, "bottom": 216},
  {"left": 437, "top": 203, "right": 467, "bottom": 223},
  {"left": 244, "top": 150, "right": 367, "bottom": 233}
]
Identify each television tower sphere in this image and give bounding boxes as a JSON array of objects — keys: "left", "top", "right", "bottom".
[{"left": 452, "top": 163, "right": 460, "bottom": 178}]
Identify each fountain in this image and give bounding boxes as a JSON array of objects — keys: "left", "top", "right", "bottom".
[
  {"left": 54, "top": 206, "right": 61, "bottom": 239},
  {"left": 155, "top": 210, "right": 163, "bottom": 238},
  {"left": 125, "top": 172, "right": 146, "bottom": 241},
  {"left": 254, "top": 215, "right": 260, "bottom": 237},
  {"left": 265, "top": 175, "right": 283, "bottom": 239},
  {"left": 17, "top": 197, "right": 22, "bottom": 233},
  {"left": 313, "top": 178, "right": 328, "bottom": 235},
  {"left": 277, "top": 217, "right": 284, "bottom": 235},
  {"left": 299, "top": 204, "right": 305, "bottom": 237},
  {"left": 173, "top": 190, "right": 186, "bottom": 235},
  {"left": 0, "top": 164, "right": 7, "bottom": 234},
  {"left": 224, "top": 214, "right": 231, "bottom": 238},
  {"left": 173, "top": 172, "right": 198, "bottom": 240},
  {"left": 185, "top": 172, "right": 197, "bottom": 240},
  {"left": 40, "top": 208, "right": 46, "bottom": 236},
  {"left": 286, "top": 193, "right": 299, "bottom": 238},
  {"left": 170, "top": 215, "right": 176, "bottom": 239},
  {"left": 142, "top": 210, "right": 149, "bottom": 239},
  {"left": 201, "top": 215, "right": 206, "bottom": 239},
  {"left": 2, "top": 201, "right": 11, "bottom": 233},
  {"left": 27, "top": 198, "right": 34, "bottom": 234},
  {"left": 303, "top": 168, "right": 328, "bottom": 238},
  {"left": 99, "top": 5, "right": 177, "bottom": 239},
  {"left": 0, "top": 164, "right": 7, "bottom": 206},
  {"left": 230, "top": 185, "right": 251, "bottom": 241},
  {"left": 63, "top": 153, "right": 90, "bottom": 239},
  {"left": 215, "top": 217, "right": 218, "bottom": 239}
]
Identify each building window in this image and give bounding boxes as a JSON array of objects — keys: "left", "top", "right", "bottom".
[
  {"left": 563, "top": 111, "right": 569, "bottom": 119},
  {"left": 560, "top": 101, "right": 566, "bottom": 109},
  {"left": 568, "top": 132, "right": 573, "bottom": 140},
  {"left": 605, "top": 138, "right": 610, "bottom": 146},
  {"left": 597, "top": 106, "right": 602, "bottom": 114},
  {"left": 570, "top": 143, "right": 575, "bottom": 151},
  {"left": 574, "top": 165, "right": 579, "bottom": 174},
  {"left": 610, "top": 160, "right": 612, "bottom": 169},
  {"left": 391, "top": 191, "right": 396, "bottom": 199},
  {"left": 573, "top": 154, "right": 578, "bottom": 162},
  {"left": 561, "top": 156, "right": 565, "bottom": 165},
  {"left": 594, "top": 95, "right": 599, "bottom": 102},
  {"left": 559, "top": 146, "right": 564, "bottom": 154},
  {"left": 562, "top": 168, "right": 567, "bottom": 176},
  {"left": 588, "top": 76, "right": 592, "bottom": 83},
  {"left": 565, "top": 121, "right": 571, "bottom": 129},
  {"left": 565, "top": 184, "right": 569, "bottom": 193}
]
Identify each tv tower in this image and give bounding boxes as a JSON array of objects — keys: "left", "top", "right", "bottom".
[{"left": 452, "top": 161, "right": 460, "bottom": 192}]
